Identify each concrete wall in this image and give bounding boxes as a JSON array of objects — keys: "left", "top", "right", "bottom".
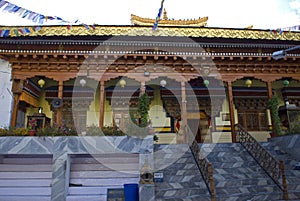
[{"left": 0, "top": 59, "right": 12, "bottom": 128}]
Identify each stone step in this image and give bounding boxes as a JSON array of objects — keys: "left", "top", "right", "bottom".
[
  {"left": 200, "top": 143, "right": 242, "bottom": 148},
  {"left": 69, "top": 154, "right": 139, "bottom": 200},
  {"left": 213, "top": 167, "right": 267, "bottom": 175},
  {"left": 215, "top": 185, "right": 281, "bottom": 195},
  {"left": 154, "top": 156, "right": 196, "bottom": 165},
  {"left": 156, "top": 169, "right": 202, "bottom": 177},
  {"left": 0, "top": 187, "right": 51, "bottom": 196},
  {"left": 260, "top": 140, "right": 300, "bottom": 200},
  {"left": 216, "top": 193, "right": 283, "bottom": 201},
  {"left": 68, "top": 186, "right": 123, "bottom": 195},
  {"left": 200, "top": 146, "right": 245, "bottom": 153},
  {"left": 214, "top": 174, "right": 274, "bottom": 183},
  {"left": 71, "top": 170, "right": 139, "bottom": 179},
  {"left": 155, "top": 188, "right": 210, "bottom": 199},
  {"left": 214, "top": 178, "right": 280, "bottom": 187},
  {"left": 155, "top": 152, "right": 191, "bottom": 158},
  {"left": 155, "top": 181, "right": 207, "bottom": 190},
  {"left": 200, "top": 143, "right": 283, "bottom": 199},
  {"left": 155, "top": 195, "right": 211, "bottom": 201},
  {"left": 69, "top": 178, "right": 139, "bottom": 187},
  {"left": 0, "top": 196, "right": 51, "bottom": 201},
  {"left": 66, "top": 195, "right": 106, "bottom": 201},
  {"left": 154, "top": 144, "right": 210, "bottom": 200},
  {"left": 207, "top": 161, "right": 259, "bottom": 168}
]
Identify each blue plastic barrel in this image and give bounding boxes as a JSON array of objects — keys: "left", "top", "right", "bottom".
[{"left": 124, "top": 183, "right": 139, "bottom": 201}]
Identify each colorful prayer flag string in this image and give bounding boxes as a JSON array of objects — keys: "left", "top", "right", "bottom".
[
  {"left": 152, "top": 0, "right": 165, "bottom": 30},
  {"left": 0, "top": 26, "right": 41, "bottom": 37},
  {"left": 0, "top": 0, "right": 96, "bottom": 35},
  {"left": 0, "top": 0, "right": 66, "bottom": 25},
  {"left": 269, "top": 25, "right": 300, "bottom": 35}
]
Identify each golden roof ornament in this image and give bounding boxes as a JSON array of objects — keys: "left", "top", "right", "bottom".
[
  {"left": 131, "top": 9, "right": 208, "bottom": 27},
  {"left": 163, "top": 9, "right": 168, "bottom": 20}
]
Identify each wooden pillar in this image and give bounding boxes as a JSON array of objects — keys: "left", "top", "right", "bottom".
[
  {"left": 57, "top": 80, "right": 63, "bottom": 127},
  {"left": 11, "top": 93, "right": 20, "bottom": 127},
  {"left": 227, "top": 81, "right": 236, "bottom": 143},
  {"left": 10, "top": 79, "right": 23, "bottom": 127},
  {"left": 181, "top": 81, "right": 187, "bottom": 143},
  {"left": 266, "top": 81, "right": 273, "bottom": 99},
  {"left": 99, "top": 81, "right": 105, "bottom": 128}
]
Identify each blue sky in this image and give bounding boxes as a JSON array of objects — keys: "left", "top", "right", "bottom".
[{"left": 0, "top": 0, "right": 299, "bottom": 29}]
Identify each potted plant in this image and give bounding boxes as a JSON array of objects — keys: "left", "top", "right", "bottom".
[{"left": 27, "top": 118, "right": 37, "bottom": 136}]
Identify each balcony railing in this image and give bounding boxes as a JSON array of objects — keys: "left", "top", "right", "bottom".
[{"left": 186, "top": 126, "right": 216, "bottom": 201}]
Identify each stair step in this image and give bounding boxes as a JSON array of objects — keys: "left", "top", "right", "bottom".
[
  {"left": 154, "top": 144, "right": 209, "bottom": 200},
  {"left": 155, "top": 188, "right": 210, "bottom": 198},
  {"left": 214, "top": 178, "right": 280, "bottom": 187},
  {"left": 71, "top": 170, "right": 138, "bottom": 179},
  {"left": 157, "top": 169, "right": 201, "bottom": 176},
  {"left": 213, "top": 167, "right": 266, "bottom": 174},
  {"left": 155, "top": 181, "right": 207, "bottom": 190},
  {"left": 155, "top": 195, "right": 211, "bottom": 201},
  {"left": 215, "top": 185, "right": 281, "bottom": 195},
  {"left": 66, "top": 195, "right": 107, "bottom": 201},
  {"left": 0, "top": 196, "right": 50, "bottom": 201},
  {"left": 216, "top": 193, "right": 282, "bottom": 201},
  {"left": 68, "top": 186, "right": 123, "bottom": 195},
  {"left": 199, "top": 143, "right": 283, "bottom": 198},
  {"left": 209, "top": 160, "right": 258, "bottom": 166},
  {"left": 0, "top": 187, "right": 51, "bottom": 196}
]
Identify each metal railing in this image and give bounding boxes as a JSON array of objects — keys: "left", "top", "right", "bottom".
[
  {"left": 186, "top": 126, "right": 216, "bottom": 201},
  {"left": 235, "top": 124, "right": 289, "bottom": 200}
]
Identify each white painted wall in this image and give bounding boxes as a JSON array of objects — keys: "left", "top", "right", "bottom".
[{"left": 0, "top": 59, "right": 12, "bottom": 128}]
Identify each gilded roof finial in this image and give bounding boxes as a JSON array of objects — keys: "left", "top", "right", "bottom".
[{"left": 163, "top": 9, "right": 168, "bottom": 20}]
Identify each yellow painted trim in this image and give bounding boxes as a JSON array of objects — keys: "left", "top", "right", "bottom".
[
  {"left": 1, "top": 25, "right": 299, "bottom": 41},
  {"left": 216, "top": 126, "right": 231, "bottom": 131},
  {"left": 154, "top": 127, "right": 171, "bottom": 132}
]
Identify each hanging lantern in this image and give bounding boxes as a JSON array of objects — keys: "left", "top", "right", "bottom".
[
  {"left": 245, "top": 79, "right": 252, "bottom": 87},
  {"left": 79, "top": 78, "right": 86, "bottom": 87},
  {"left": 203, "top": 80, "right": 209, "bottom": 87},
  {"left": 283, "top": 80, "right": 289, "bottom": 87},
  {"left": 38, "top": 79, "right": 45, "bottom": 88},
  {"left": 119, "top": 79, "right": 126, "bottom": 88},
  {"left": 160, "top": 80, "right": 167, "bottom": 87}
]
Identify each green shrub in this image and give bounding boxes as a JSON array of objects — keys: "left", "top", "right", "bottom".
[{"left": 36, "top": 126, "right": 77, "bottom": 137}]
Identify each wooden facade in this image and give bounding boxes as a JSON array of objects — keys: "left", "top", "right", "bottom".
[{"left": 0, "top": 24, "right": 300, "bottom": 142}]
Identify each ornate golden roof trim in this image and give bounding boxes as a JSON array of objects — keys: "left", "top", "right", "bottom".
[
  {"left": 1, "top": 25, "right": 300, "bottom": 41},
  {"left": 130, "top": 14, "right": 208, "bottom": 27}
]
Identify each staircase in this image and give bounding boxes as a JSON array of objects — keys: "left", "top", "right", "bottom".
[
  {"left": 0, "top": 154, "right": 53, "bottom": 201},
  {"left": 261, "top": 139, "right": 300, "bottom": 200},
  {"left": 67, "top": 153, "right": 139, "bottom": 201},
  {"left": 154, "top": 144, "right": 211, "bottom": 201},
  {"left": 200, "top": 143, "right": 284, "bottom": 201}
]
